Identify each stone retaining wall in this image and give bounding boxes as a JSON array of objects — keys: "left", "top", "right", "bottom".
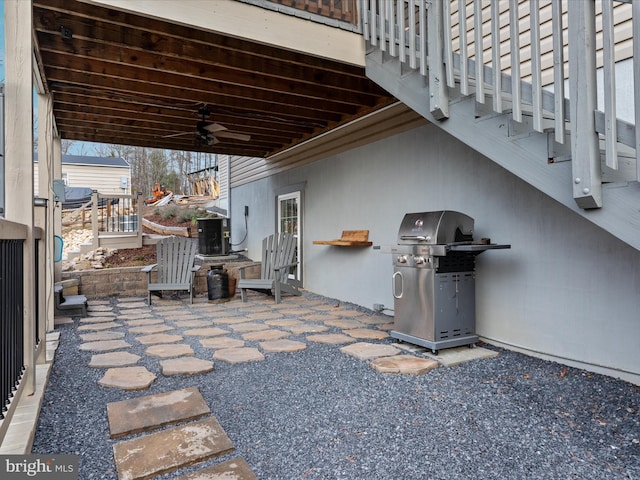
[{"left": 61, "top": 261, "right": 261, "bottom": 299}]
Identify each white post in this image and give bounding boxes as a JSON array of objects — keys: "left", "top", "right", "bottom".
[
  {"left": 568, "top": 0, "right": 602, "bottom": 209},
  {"left": 38, "top": 93, "right": 56, "bottom": 333},
  {"left": 53, "top": 137, "right": 63, "bottom": 282},
  {"left": 5, "top": 0, "right": 35, "bottom": 393}
]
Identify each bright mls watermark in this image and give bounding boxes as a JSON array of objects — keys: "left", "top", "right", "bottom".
[{"left": 0, "top": 455, "right": 78, "bottom": 479}]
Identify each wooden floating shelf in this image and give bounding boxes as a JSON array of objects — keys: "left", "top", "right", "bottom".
[{"left": 313, "top": 230, "right": 373, "bottom": 247}]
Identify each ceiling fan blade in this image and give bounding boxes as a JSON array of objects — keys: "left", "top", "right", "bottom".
[
  {"left": 214, "top": 131, "right": 251, "bottom": 141},
  {"left": 203, "top": 123, "right": 227, "bottom": 133},
  {"left": 207, "top": 135, "right": 220, "bottom": 145},
  {"left": 162, "top": 132, "right": 193, "bottom": 138}
]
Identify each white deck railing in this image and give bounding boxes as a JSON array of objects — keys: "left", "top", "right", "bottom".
[{"left": 360, "top": 0, "right": 639, "bottom": 209}]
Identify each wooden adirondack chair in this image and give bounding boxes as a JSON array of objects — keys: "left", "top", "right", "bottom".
[
  {"left": 237, "top": 232, "right": 300, "bottom": 304},
  {"left": 141, "top": 236, "right": 201, "bottom": 304}
]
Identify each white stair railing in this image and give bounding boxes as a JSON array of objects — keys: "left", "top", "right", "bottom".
[{"left": 360, "top": 0, "right": 639, "bottom": 210}]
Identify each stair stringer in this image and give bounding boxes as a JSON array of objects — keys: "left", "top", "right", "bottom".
[{"left": 365, "top": 52, "right": 640, "bottom": 252}]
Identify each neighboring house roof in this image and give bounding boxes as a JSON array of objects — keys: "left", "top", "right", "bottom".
[{"left": 33, "top": 153, "right": 129, "bottom": 168}]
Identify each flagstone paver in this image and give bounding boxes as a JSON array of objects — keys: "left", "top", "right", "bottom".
[
  {"left": 124, "top": 318, "right": 164, "bottom": 327},
  {"left": 323, "top": 319, "right": 365, "bottom": 329},
  {"left": 247, "top": 312, "right": 284, "bottom": 320},
  {"left": 161, "top": 357, "right": 215, "bottom": 375},
  {"left": 113, "top": 417, "right": 234, "bottom": 480},
  {"left": 378, "top": 323, "right": 395, "bottom": 331},
  {"left": 118, "top": 302, "right": 148, "bottom": 309},
  {"left": 89, "top": 351, "right": 141, "bottom": 368},
  {"left": 302, "top": 314, "right": 333, "bottom": 322},
  {"left": 87, "top": 312, "right": 117, "bottom": 317},
  {"left": 242, "top": 329, "right": 290, "bottom": 342},
  {"left": 278, "top": 308, "right": 314, "bottom": 316},
  {"left": 98, "top": 366, "right": 157, "bottom": 390},
  {"left": 213, "top": 347, "right": 265, "bottom": 364},
  {"left": 77, "top": 322, "right": 122, "bottom": 332},
  {"left": 259, "top": 339, "right": 307, "bottom": 353},
  {"left": 343, "top": 328, "right": 389, "bottom": 340},
  {"left": 340, "top": 342, "right": 401, "bottom": 361},
  {"left": 264, "top": 319, "right": 303, "bottom": 327},
  {"left": 80, "top": 331, "right": 125, "bottom": 342},
  {"left": 88, "top": 299, "right": 111, "bottom": 305},
  {"left": 118, "top": 297, "right": 146, "bottom": 302},
  {"left": 79, "top": 316, "right": 118, "bottom": 324},
  {"left": 335, "top": 309, "right": 365, "bottom": 318},
  {"left": 173, "top": 320, "right": 212, "bottom": 328},
  {"left": 129, "top": 324, "right": 174, "bottom": 334},
  {"left": 306, "top": 333, "right": 356, "bottom": 345},
  {"left": 79, "top": 339, "right": 131, "bottom": 352},
  {"left": 200, "top": 337, "right": 245, "bottom": 349},
  {"left": 183, "top": 327, "right": 229, "bottom": 337},
  {"left": 359, "top": 315, "right": 392, "bottom": 325},
  {"left": 145, "top": 344, "right": 195, "bottom": 358},
  {"left": 135, "top": 333, "right": 184, "bottom": 345},
  {"left": 285, "top": 324, "right": 329, "bottom": 335},
  {"left": 213, "top": 316, "right": 252, "bottom": 325},
  {"left": 370, "top": 355, "right": 439, "bottom": 374},
  {"left": 174, "top": 457, "right": 257, "bottom": 480},
  {"left": 88, "top": 305, "right": 113, "bottom": 312},
  {"left": 107, "top": 387, "right": 211, "bottom": 438},
  {"left": 229, "top": 323, "right": 270, "bottom": 333}
]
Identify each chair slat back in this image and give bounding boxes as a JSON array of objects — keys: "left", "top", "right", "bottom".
[
  {"left": 260, "top": 232, "right": 296, "bottom": 282},
  {"left": 156, "top": 236, "right": 197, "bottom": 284}
]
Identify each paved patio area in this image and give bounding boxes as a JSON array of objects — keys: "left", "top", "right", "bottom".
[{"left": 23, "top": 288, "right": 638, "bottom": 479}]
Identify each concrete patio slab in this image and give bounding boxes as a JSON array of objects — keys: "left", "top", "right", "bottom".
[
  {"left": 135, "top": 333, "right": 184, "bottom": 345},
  {"left": 286, "top": 324, "right": 329, "bottom": 335},
  {"left": 129, "top": 324, "right": 174, "bottom": 334},
  {"left": 424, "top": 345, "right": 500, "bottom": 367},
  {"left": 323, "top": 319, "right": 365, "bottom": 329},
  {"left": 343, "top": 328, "right": 389, "bottom": 340},
  {"left": 183, "top": 327, "right": 229, "bottom": 337},
  {"left": 78, "top": 339, "right": 131, "bottom": 352},
  {"left": 370, "top": 355, "right": 439, "bottom": 374},
  {"left": 260, "top": 339, "right": 307, "bottom": 353},
  {"left": 107, "top": 387, "right": 211, "bottom": 438},
  {"left": 340, "top": 342, "right": 401, "bottom": 361},
  {"left": 98, "top": 366, "right": 157, "bottom": 390},
  {"left": 161, "top": 357, "right": 215, "bottom": 375},
  {"left": 80, "top": 331, "right": 125, "bottom": 342},
  {"left": 200, "top": 337, "right": 245, "bottom": 349},
  {"left": 213, "top": 347, "right": 265, "bottom": 364},
  {"left": 174, "top": 457, "right": 257, "bottom": 480},
  {"left": 145, "top": 344, "right": 195, "bottom": 358},
  {"left": 89, "top": 351, "right": 141, "bottom": 368},
  {"left": 306, "top": 333, "right": 356, "bottom": 345},
  {"left": 113, "top": 417, "right": 233, "bottom": 480},
  {"left": 77, "top": 322, "right": 122, "bottom": 332},
  {"left": 242, "top": 329, "right": 290, "bottom": 342}
]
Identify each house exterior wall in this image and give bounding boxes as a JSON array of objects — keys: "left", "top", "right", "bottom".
[
  {"left": 34, "top": 163, "right": 131, "bottom": 195},
  {"left": 231, "top": 123, "right": 640, "bottom": 384}
]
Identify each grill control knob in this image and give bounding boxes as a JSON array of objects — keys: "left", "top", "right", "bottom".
[
  {"left": 414, "top": 256, "right": 425, "bottom": 265},
  {"left": 397, "top": 255, "right": 408, "bottom": 264}
]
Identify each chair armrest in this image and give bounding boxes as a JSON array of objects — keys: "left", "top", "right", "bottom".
[
  {"left": 191, "top": 265, "right": 201, "bottom": 272},
  {"left": 273, "top": 261, "right": 298, "bottom": 272},
  {"left": 141, "top": 264, "right": 158, "bottom": 273},
  {"left": 236, "top": 262, "right": 260, "bottom": 271}
]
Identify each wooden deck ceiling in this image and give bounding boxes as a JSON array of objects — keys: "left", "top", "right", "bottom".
[{"left": 32, "top": 0, "right": 397, "bottom": 158}]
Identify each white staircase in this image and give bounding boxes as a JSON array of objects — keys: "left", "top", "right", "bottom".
[{"left": 359, "top": 0, "right": 640, "bottom": 251}]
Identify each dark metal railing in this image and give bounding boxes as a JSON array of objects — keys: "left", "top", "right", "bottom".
[{"left": 0, "top": 237, "right": 25, "bottom": 419}]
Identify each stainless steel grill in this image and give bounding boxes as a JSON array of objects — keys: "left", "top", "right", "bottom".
[{"left": 381, "top": 210, "right": 510, "bottom": 354}]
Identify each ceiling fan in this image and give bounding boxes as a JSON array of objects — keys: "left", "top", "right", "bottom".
[{"left": 163, "top": 105, "right": 251, "bottom": 146}]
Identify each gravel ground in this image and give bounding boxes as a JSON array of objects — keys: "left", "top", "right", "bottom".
[{"left": 32, "top": 295, "right": 640, "bottom": 480}]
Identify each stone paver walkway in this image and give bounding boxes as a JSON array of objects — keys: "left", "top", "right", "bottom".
[{"left": 76, "top": 289, "right": 497, "bottom": 478}]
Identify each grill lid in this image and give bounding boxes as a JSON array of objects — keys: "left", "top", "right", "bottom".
[{"left": 397, "top": 210, "right": 474, "bottom": 245}]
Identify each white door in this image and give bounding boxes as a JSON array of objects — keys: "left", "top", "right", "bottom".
[{"left": 277, "top": 191, "right": 301, "bottom": 281}]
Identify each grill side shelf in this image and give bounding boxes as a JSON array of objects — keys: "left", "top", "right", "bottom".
[{"left": 448, "top": 244, "right": 511, "bottom": 252}]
